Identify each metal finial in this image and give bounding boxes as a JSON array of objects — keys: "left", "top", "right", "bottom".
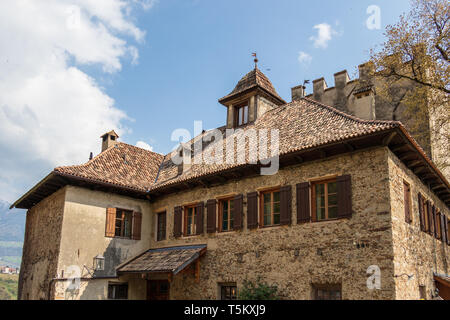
[{"left": 252, "top": 52, "right": 258, "bottom": 68}]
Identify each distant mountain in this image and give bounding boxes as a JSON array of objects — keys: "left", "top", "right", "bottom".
[{"left": 0, "top": 200, "right": 25, "bottom": 242}]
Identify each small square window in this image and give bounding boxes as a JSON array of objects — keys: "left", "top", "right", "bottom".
[
  {"left": 220, "top": 284, "right": 237, "bottom": 300},
  {"left": 108, "top": 283, "right": 128, "bottom": 300}
]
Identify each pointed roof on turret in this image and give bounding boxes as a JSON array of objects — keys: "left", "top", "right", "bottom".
[{"left": 219, "top": 67, "right": 285, "bottom": 105}]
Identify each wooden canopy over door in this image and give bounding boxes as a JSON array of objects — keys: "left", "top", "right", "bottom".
[{"left": 434, "top": 275, "right": 450, "bottom": 300}]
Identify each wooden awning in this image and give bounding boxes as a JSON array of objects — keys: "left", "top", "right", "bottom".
[
  {"left": 116, "top": 244, "right": 206, "bottom": 275},
  {"left": 434, "top": 274, "right": 450, "bottom": 300}
]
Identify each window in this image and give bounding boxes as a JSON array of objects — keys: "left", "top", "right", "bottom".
[
  {"left": 235, "top": 103, "right": 249, "bottom": 127},
  {"left": 403, "top": 181, "right": 412, "bottom": 224},
  {"left": 260, "top": 189, "right": 280, "bottom": 227},
  {"left": 312, "top": 179, "right": 338, "bottom": 222},
  {"left": 419, "top": 285, "right": 427, "bottom": 300},
  {"left": 184, "top": 205, "right": 198, "bottom": 236},
  {"left": 219, "top": 198, "right": 234, "bottom": 232},
  {"left": 157, "top": 211, "right": 166, "bottom": 241},
  {"left": 115, "top": 209, "right": 132, "bottom": 238},
  {"left": 220, "top": 284, "right": 237, "bottom": 300},
  {"left": 108, "top": 283, "right": 128, "bottom": 300},
  {"left": 313, "top": 284, "right": 341, "bottom": 300}
]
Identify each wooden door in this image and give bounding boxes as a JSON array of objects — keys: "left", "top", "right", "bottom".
[{"left": 147, "top": 280, "right": 170, "bottom": 300}]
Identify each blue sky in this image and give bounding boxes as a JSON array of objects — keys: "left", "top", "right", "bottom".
[
  {"left": 0, "top": 0, "right": 411, "bottom": 203},
  {"left": 108, "top": 0, "right": 411, "bottom": 154}
]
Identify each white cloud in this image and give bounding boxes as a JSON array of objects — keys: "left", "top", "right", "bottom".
[
  {"left": 136, "top": 141, "right": 154, "bottom": 151},
  {"left": 0, "top": 0, "right": 152, "bottom": 202},
  {"left": 309, "top": 23, "right": 337, "bottom": 49},
  {"left": 298, "top": 51, "right": 312, "bottom": 66}
]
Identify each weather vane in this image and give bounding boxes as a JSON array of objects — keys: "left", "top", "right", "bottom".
[{"left": 252, "top": 52, "right": 258, "bottom": 68}]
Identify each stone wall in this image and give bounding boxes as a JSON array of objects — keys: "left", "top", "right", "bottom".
[
  {"left": 387, "top": 150, "right": 449, "bottom": 300},
  {"left": 18, "top": 187, "right": 66, "bottom": 300},
  {"left": 150, "top": 147, "right": 398, "bottom": 300}
]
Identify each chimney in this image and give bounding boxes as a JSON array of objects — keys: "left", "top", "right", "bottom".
[
  {"left": 313, "top": 78, "right": 327, "bottom": 101},
  {"left": 358, "top": 62, "right": 375, "bottom": 81},
  {"left": 100, "top": 130, "right": 119, "bottom": 152},
  {"left": 334, "top": 70, "right": 349, "bottom": 89},
  {"left": 291, "top": 85, "right": 306, "bottom": 101}
]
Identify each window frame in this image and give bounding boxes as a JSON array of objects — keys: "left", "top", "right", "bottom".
[
  {"left": 156, "top": 211, "right": 166, "bottom": 241},
  {"left": 184, "top": 204, "right": 198, "bottom": 236},
  {"left": 220, "top": 284, "right": 237, "bottom": 300},
  {"left": 107, "top": 282, "right": 128, "bottom": 300},
  {"left": 219, "top": 197, "right": 235, "bottom": 232},
  {"left": 234, "top": 101, "right": 249, "bottom": 127},
  {"left": 114, "top": 208, "right": 133, "bottom": 239},
  {"left": 423, "top": 199, "right": 430, "bottom": 232},
  {"left": 311, "top": 178, "right": 338, "bottom": 222},
  {"left": 436, "top": 211, "right": 441, "bottom": 240},
  {"left": 259, "top": 188, "right": 281, "bottom": 227}
]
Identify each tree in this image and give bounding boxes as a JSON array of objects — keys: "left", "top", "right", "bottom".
[{"left": 370, "top": 0, "right": 449, "bottom": 174}]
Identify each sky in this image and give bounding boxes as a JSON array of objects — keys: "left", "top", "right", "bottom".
[{"left": 0, "top": 0, "right": 412, "bottom": 204}]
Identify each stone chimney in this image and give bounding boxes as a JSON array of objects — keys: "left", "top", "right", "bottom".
[
  {"left": 313, "top": 78, "right": 327, "bottom": 101},
  {"left": 291, "top": 85, "right": 306, "bottom": 101},
  {"left": 334, "top": 70, "right": 349, "bottom": 89},
  {"left": 101, "top": 130, "right": 119, "bottom": 152},
  {"left": 358, "top": 62, "right": 375, "bottom": 81}
]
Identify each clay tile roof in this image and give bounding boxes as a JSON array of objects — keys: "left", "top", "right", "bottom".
[
  {"left": 54, "top": 142, "right": 164, "bottom": 192},
  {"left": 117, "top": 245, "right": 207, "bottom": 274},
  {"left": 219, "top": 67, "right": 285, "bottom": 104},
  {"left": 151, "top": 97, "right": 400, "bottom": 190}
]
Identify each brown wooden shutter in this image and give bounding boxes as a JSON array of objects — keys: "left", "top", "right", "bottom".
[
  {"left": 280, "top": 186, "right": 292, "bottom": 225},
  {"left": 247, "top": 192, "right": 258, "bottom": 229},
  {"left": 131, "top": 211, "right": 142, "bottom": 240},
  {"left": 174, "top": 206, "right": 182, "bottom": 237},
  {"left": 296, "top": 182, "right": 310, "bottom": 224},
  {"left": 427, "top": 201, "right": 433, "bottom": 235},
  {"left": 233, "top": 194, "right": 243, "bottom": 231},
  {"left": 418, "top": 193, "right": 425, "bottom": 231},
  {"left": 105, "top": 207, "right": 116, "bottom": 237},
  {"left": 206, "top": 199, "right": 217, "bottom": 233},
  {"left": 446, "top": 216, "right": 450, "bottom": 246},
  {"left": 337, "top": 175, "right": 352, "bottom": 219},
  {"left": 440, "top": 213, "right": 446, "bottom": 243},
  {"left": 403, "top": 184, "right": 411, "bottom": 224},
  {"left": 196, "top": 202, "right": 204, "bottom": 235},
  {"left": 432, "top": 206, "right": 438, "bottom": 238}
]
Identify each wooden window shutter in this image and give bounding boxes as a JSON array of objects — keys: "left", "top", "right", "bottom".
[
  {"left": 247, "top": 192, "right": 258, "bottom": 229},
  {"left": 432, "top": 206, "right": 438, "bottom": 239},
  {"left": 337, "top": 175, "right": 352, "bottom": 219},
  {"left": 427, "top": 201, "right": 433, "bottom": 235},
  {"left": 131, "top": 211, "right": 142, "bottom": 240},
  {"left": 206, "top": 199, "right": 217, "bottom": 233},
  {"left": 233, "top": 194, "right": 243, "bottom": 231},
  {"left": 418, "top": 194, "right": 425, "bottom": 231},
  {"left": 296, "top": 182, "right": 310, "bottom": 224},
  {"left": 105, "top": 208, "right": 116, "bottom": 237},
  {"left": 280, "top": 186, "right": 292, "bottom": 225},
  {"left": 196, "top": 202, "right": 204, "bottom": 235},
  {"left": 174, "top": 206, "right": 182, "bottom": 238},
  {"left": 403, "top": 184, "right": 411, "bottom": 224},
  {"left": 445, "top": 215, "right": 449, "bottom": 246},
  {"left": 440, "top": 213, "right": 446, "bottom": 243}
]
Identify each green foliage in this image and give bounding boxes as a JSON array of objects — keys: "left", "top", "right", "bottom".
[
  {"left": 238, "top": 278, "right": 279, "bottom": 300},
  {"left": 0, "top": 274, "right": 18, "bottom": 300}
]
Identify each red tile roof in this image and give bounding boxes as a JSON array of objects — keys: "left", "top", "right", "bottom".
[{"left": 54, "top": 142, "right": 164, "bottom": 192}]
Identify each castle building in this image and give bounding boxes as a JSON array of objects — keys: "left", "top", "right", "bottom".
[{"left": 12, "top": 65, "right": 450, "bottom": 300}]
